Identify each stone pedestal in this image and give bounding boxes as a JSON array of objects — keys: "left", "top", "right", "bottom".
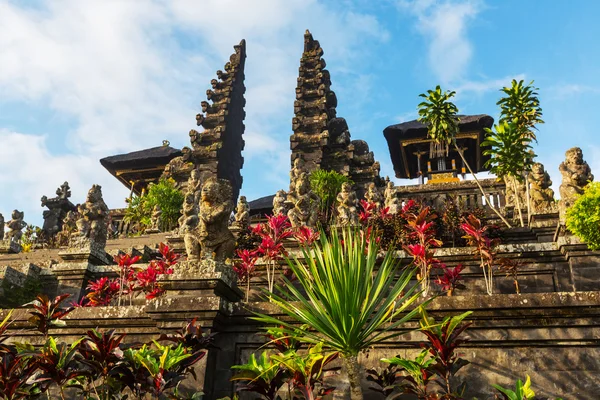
[
  {"left": 0, "top": 240, "right": 21, "bottom": 254},
  {"left": 58, "top": 242, "right": 111, "bottom": 265},
  {"left": 165, "top": 234, "right": 186, "bottom": 255},
  {"left": 530, "top": 211, "right": 559, "bottom": 228},
  {"left": 49, "top": 262, "right": 99, "bottom": 302}
]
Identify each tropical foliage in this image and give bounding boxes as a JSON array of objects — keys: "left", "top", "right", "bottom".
[
  {"left": 497, "top": 79, "right": 544, "bottom": 142},
  {"left": 309, "top": 169, "right": 352, "bottom": 224},
  {"left": 566, "top": 181, "right": 600, "bottom": 250},
  {"left": 251, "top": 228, "right": 423, "bottom": 399},
  {"left": 124, "top": 178, "right": 184, "bottom": 233}
]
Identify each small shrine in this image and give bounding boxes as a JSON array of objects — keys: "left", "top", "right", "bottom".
[
  {"left": 99, "top": 142, "right": 182, "bottom": 195},
  {"left": 383, "top": 114, "right": 493, "bottom": 184}
]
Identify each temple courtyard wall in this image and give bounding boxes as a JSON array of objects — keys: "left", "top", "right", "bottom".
[{"left": 1, "top": 230, "right": 600, "bottom": 399}]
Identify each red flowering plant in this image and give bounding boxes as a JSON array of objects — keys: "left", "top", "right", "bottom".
[
  {"left": 233, "top": 249, "right": 260, "bottom": 302},
  {"left": 294, "top": 226, "right": 320, "bottom": 248},
  {"left": 358, "top": 200, "right": 377, "bottom": 224},
  {"left": 403, "top": 206, "right": 443, "bottom": 297},
  {"left": 435, "top": 264, "right": 466, "bottom": 296},
  {"left": 461, "top": 214, "right": 500, "bottom": 295},
  {"left": 251, "top": 214, "right": 293, "bottom": 294},
  {"left": 84, "top": 242, "right": 179, "bottom": 307}
]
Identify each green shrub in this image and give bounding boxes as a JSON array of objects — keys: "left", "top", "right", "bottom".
[
  {"left": 566, "top": 182, "right": 600, "bottom": 250},
  {"left": 125, "top": 178, "right": 184, "bottom": 232},
  {"left": 308, "top": 169, "right": 351, "bottom": 223}
]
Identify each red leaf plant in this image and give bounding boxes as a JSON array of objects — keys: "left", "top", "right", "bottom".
[
  {"left": 251, "top": 214, "right": 293, "bottom": 294},
  {"left": 403, "top": 206, "right": 443, "bottom": 297},
  {"left": 461, "top": 215, "right": 500, "bottom": 295},
  {"left": 233, "top": 249, "right": 260, "bottom": 302},
  {"left": 25, "top": 294, "right": 75, "bottom": 338},
  {"left": 294, "top": 226, "right": 320, "bottom": 248},
  {"left": 85, "top": 242, "right": 177, "bottom": 307},
  {"left": 435, "top": 264, "right": 466, "bottom": 296},
  {"left": 359, "top": 200, "right": 377, "bottom": 224}
]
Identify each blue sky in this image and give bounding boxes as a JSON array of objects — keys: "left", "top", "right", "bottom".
[{"left": 1, "top": 0, "right": 599, "bottom": 226}]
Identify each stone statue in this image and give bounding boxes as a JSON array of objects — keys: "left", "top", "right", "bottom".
[
  {"left": 162, "top": 147, "right": 195, "bottom": 184},
  {"left": 336, "top": 182, "right": 358, "bottom": 226},
  {"left": 528, "top": 162, "right": 555, "bottom": 213},
  {"left": 559, "top": 147, "right": 594, "bottom": 217},
  {"left": 4, "top": 210, "right": 26, "bottom": 242},
  {"left": 150, "top": 204, "right": 162, "bottom": 231},
  {"left": 186, "top": 168, "right": 203, "bottom": 201},
  {"left": 289, "top": 157, "right": 305, "bottom": 194},
  {"left": 198, "top": 178, "right": 236, "bottom": 261},
  {"left": 364, "top": 182, "right": 383, "bottom": 209},
  {"left": 71, "top": 185, "right": 109, "bottom": 249},
  {"left": 41, "top": 181, "right": 76, "bottom": 237},
  {"left": 503, "top": 175, "right": 526, "bottom": 209},
  {"left": 288, "top": 173, "right": 319, "bottom": 228},
  {"left": 180, "top": 191, "right": 200, "bottom": 259},
  {"left": 232, "top": 195, "right": 250, "bottom": 229},
  {"left": 384, "top": 181, "right": 401, "bottom": 214},
  {"left": 273, "top": 190, "right": 287, "bottom": 216},
  {"left": 0, "top": 213, "right": 4, "bottom": 241}
]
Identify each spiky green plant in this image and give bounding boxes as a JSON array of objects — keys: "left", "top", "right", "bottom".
[
  {"left": 252, "top": 228, "right": 424, "bottom": 400},
  {"left": 497, "top": 79, "right": 544, "bottom": 142},
  {"left": 309, "top": 169, "right": 352, "bottom": 224}
]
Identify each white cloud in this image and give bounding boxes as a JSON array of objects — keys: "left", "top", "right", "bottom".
[
  {"left": 398, "top": 0, "right": 482, "bottom": 83},
  {"left": 547, "top": 83, "right": 600, "bottom": 99},
  {"left": 453, "top": 74, "right": 526, "bottom": 96},
  {"left": 0, "top": 0, "right": 390, "bottom": 225}
]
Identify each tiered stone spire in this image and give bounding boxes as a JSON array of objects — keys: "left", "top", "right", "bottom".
[
  {"left": 290, "top": 30, "right": 381, "bottom": 197},
  {"left": 164, "top": 40, "right": 247, "bottom": 203}
]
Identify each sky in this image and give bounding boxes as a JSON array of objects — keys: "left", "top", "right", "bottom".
[{"left": 1, "top": 0, "right": 599, "bottom": 227}]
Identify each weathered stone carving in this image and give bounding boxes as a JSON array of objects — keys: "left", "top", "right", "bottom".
[
  {"left": 288, "top": 173, "right": 319, "bottom": 228},
  {"left": 273, "top": 190, "right": 288, "bottom": 216},
  {"left": 149, "top": 205, "right": 162, "bottom": 232},
  {"left": 187, "top": 169, "right": 204, "bottom": 201},
  {"left": 289, "top": 157, "right": 305, "bottom": 195},
  {"left": 336, "top": 182, "right": 358, "bottom": 226},
  {"left": 4, "top": 210, "right": 26, "bottom": 242},
  {"left": 528, "top": 163, "right": 556, "bottom": 214},
  {"left": 41, "top": 181, "right": 76, "bottom": 237},
  {"left": 365, "top": 183, "right": 384, "bottom": 209},
  {"left": 198, "top": 178, "right": 235, "bottom": 261},
  {"left": 503, "top": 176, "right": 526, "bottom": 209},
  {"left": 232, "top": 195, "right": 250, "bottom": 229},
  {"left": 70, "top": 185, "right": 109, "bottom": 249},
  {"left": 180, "top": 191, "right": 200, "bottom": 259},
  {"left": 163, "top": 40, "right": 247, "bottom": 203},
  {"left": 559, "top": 147, "right": 594, "bottom": 217},
  {"left": 384, "top": 181, "right": 401, "bottom": 214}
]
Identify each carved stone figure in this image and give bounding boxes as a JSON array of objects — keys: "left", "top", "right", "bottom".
[
  {"left": 528, "top": 163, "right": 555, "bottom": 213},
  {"left": 71, "top": 185, "right": 109, "bottom": 249},
  {"left": 289, "top": 157, "right": 305, "bottom": 194},
  {"left": 0, "top": 213, "right": 4, "bottom": 241},
  {"left": 232, "top": 196, "right": 250, "bottom": 229},
  {"left": 150, "top": 205, "right": 162, "bottom": 231},
  {"left": 41, "top": 181, "right": 76, "bottom": 237},
  {"left": 198, "top": 178, "right": 236, "bottom": 261},
  {"left": 4, "top": 210, "right": 26, "bottom": 242},
  {"left": 288, "top": 173, "right": 319, "bottom": 228},
  {"left": 186, "top": 168, "right": 203, "bottom": 201},
  {"left": 273, "top": 190, "right": 288, "bottom": 216},
  {"left": 180, "top": 192, "right": 200, "bottom": 259},
  {"left": 384, "top": 181, "right": 401, "bottom": 214},
  {"left": 336, "top": 182, "right": 358, "bottom": 226},
  {"left": 559, "top": 147, "right": 594, "bottom": 217},
  {"left": 503, "top": 176, "right": 526, "bottom": 209},
  {"left": 364, "top": 183, "right": 383, "bottom": 209},
  {"left": 162, "top": 147, "right": 195, "bottom": 185}
]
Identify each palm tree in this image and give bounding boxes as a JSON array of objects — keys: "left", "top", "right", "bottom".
[
  {"left": 497, "top": 80, "right": 544, "bottom": 223},
  {"left": 482, "top": 121, "right": 534, "bottom": 227},
  {"left": 417, "top": 86, "right": 512, "bottom": 228},
  {"left": 252, "top": 228, "right": 424, "bottom": 400}
]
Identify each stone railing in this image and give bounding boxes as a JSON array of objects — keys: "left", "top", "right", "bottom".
[{"left": 395, "top": 178, "right": 506, "bottom": 212}]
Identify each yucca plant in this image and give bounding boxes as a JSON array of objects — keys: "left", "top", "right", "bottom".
[
  {"left": 252, "top": 228, "right": 424, "bottom": 400},
  {"left": 417, "top": 86, "right": 512, "bottom": 228},
  {"left": 483, "top": 120, "right": 534, "bottom": 227}
]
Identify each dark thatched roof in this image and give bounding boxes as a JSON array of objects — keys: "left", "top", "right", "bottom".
[
  {"left": 248, "top": 194, "right": 275, "bottom": 217},
  {"left": 383, "top": 114, "right": 494, "bottom": 179},
  {"left": 100, "top": 145, "right": 182, "bottom": 194},
  {"left": 100, "top": 145, "right": 182, "bottom": 171}
]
